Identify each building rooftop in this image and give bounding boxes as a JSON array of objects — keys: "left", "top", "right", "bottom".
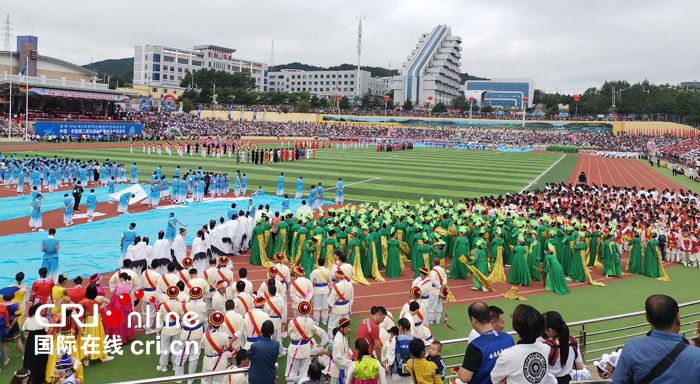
[{"left": 192, "top": 45, "right": 236, "bottom": 54}]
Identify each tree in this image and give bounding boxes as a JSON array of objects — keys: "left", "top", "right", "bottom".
[
  {"left": 361, "top": 94, "right": 372, "bottom": 109},
  {"left": 317, "top": 97, "right": 329, "bottom": 108},
  {"left": 402, "top": 99, "right": 414, "bottom": 111},
  {"left": 432, "top": 102, "right": 448, "bottom": 114},
  {"left": 339, "top": 96, "right": 350, "bottom": 110},
  {"left": 181, "top": 99, "right": 193, "bottom": 113},
  {"left": 310, "top": 95, "right": 320, "bottom": 108},
  {"left": 547, "top": 104, "right": 560, "bottom": 115},
  {"left": 298, "top": 100, "right": 311, "bottom": 113},
  {"left": 481, "top": 106, "right": 494, "bottom": 113}
]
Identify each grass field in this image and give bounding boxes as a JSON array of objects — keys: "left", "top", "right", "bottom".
[
  {"left": 10, "top": 146, "right": 576, "bottom": 203},
  {"left": 641, "top": 159, "right": 700, "bottom": 192}
]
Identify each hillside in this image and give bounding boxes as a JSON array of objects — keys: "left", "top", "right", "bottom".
[
  {"left": 81, "top": 57, "right": 133, "bottom": 75},
  {"left": 271, "top": 62, "right": 487, "bottom": 82},
  {"left": 83, "top": 57, "right": 489, "bottom": 84}
]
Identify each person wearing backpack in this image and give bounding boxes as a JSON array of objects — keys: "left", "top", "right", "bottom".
[
  {"left": 543, "top": 311, "right": 584, "bottom": 384},
  {"left": 385, "top": 317, "right": 415, "bottom": 383}
]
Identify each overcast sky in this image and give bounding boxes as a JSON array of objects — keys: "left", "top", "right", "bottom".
[{"left": 4, "top": 0, "right": 698, "bottom": 93}]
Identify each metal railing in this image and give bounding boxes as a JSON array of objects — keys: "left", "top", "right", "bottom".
[
  {"left": 107, "top": 366, "right": 251, "bottom": 384},
  {"left": 0, "top": 73, "right": 109, "bottom": 90},
  {"left": 439, "top": 299, "right": 700, "bottom": 381}
]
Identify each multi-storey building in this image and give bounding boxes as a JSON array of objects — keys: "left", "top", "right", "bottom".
[
  {"left": 392, "top": 24, "right": 462, "bottom": 105},
  {"left": 267, "top": 69, "right": 389, "bottom": 98},
  {"left": 133, "top": 44, "right": 268, "bottom": 92}
]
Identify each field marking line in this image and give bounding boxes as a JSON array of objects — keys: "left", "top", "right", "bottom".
[
  {"left": 297, "top": 177, "right": 382, "bottom": 198},
  {"left": 520, "top": 154, "right": 566, "bottom": 193}
]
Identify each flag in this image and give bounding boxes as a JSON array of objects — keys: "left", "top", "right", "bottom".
[
  {"left": 253, "top": 109, "right": 257, "bottom": 120},
  {"left": 198, "top": 105, "right": 202, "bottom": 117},
  {"left": 228, "top": 106, "right": 231, "bottom": 119},
  {"left": 20, "top": 59, "right": 28, "bottom": 76}
]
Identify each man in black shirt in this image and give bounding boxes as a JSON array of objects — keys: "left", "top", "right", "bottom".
[
  {"left": 72, "top": 181, "right": 84, "bottom": 211},
  {"left": 578, "top": 172, "right": 587, "bottom": 185},
  {"left": 204, "top": 172, "right": 211, "bottom": 196}
]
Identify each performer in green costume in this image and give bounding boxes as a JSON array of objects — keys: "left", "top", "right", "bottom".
[
  {"left": 568, "top": 235, "right": 587, "bottom": 283},
  {"left": 602, "top": 234, "right": 622, "bottom": 277},
  {"left": 627, "top": 231, "right": 643, "bottom": 274},
  {"left": 385, "top": 230, "right": 403, "bottom": 278},
  {"left": 449, "top": 227, "right": 470, "bottom": 280},
  {"left": 544, "top": 245, "right": 570, "bottom": 295},
  {"left": 506, "top": 235, "right": 532, "bottom": 286}
]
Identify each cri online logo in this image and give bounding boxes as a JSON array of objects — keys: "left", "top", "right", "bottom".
[{"left": 36, "top": 290, "right": 201, "bottom": 328}]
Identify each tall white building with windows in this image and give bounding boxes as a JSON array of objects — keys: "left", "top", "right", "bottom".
[
  {"left": 133, "top": 44, "right": 268, "bottom": 92},
  {"left": 267, "top": 69, "right": 390, "bottom": 98},
  {"left": 392, "top": 25, "right": 462, "bottom": 105}
]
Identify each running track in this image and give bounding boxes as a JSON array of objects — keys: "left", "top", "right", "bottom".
[{"left": 567, "top": 155, "right": 685, "bottom": 190}]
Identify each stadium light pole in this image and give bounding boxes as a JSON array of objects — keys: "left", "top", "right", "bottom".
[
  {"left": 469, "top": 96, "right": 475, "bottom": 126},
  {"left": 7, "top": 49, "right": 11, "bottom": 141}
]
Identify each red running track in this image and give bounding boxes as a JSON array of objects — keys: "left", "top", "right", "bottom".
[{"left": 568, "top": 155, "right": 685, "bottom": 190}]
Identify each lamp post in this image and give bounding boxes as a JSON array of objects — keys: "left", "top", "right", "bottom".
[
  {"left": 522, "top": 97, "right": 529, "bottom": 127},
  {"left": 573, "top": 94, "right": 580, "bottom": 120},
  {"left": 428, "top": 96, "right": 433, "bottom": 117},
  {"left": 336, "top": 94, "right": 342, "bottom": 119},
  {"left": 469, "top": 96, "right": 475, "bottom": 126},
  {"left": 384, "top": 95, "right": 389, "bottom": 123}
]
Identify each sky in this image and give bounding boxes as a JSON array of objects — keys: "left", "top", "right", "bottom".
[{"left": 3, "top": 0, "right": 698, "bottom": 94}]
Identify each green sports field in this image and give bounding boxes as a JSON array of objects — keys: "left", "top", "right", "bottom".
[{"left": 10, "top": 146, "right": 578, "bottom": 202}]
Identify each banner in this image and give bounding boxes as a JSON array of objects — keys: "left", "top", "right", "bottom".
[
  {"left": 253, "top": 109, "right": 257, "bottom": 120},
  {"left": 228, "top": 106, "right": 231, "bottom": 119},
  {"left": 148, "top": 94, "right": 153, "bottom": 106},
  {"left": 241, "top": 109, "right": 245, "bottom": 119},
  {"left": 20, "top": 86, "right": 130, "bottom": 102},
  {"left": 35, "top": 122, "right": 143, "bottom": 137},
  {"left": 198, "top": 105, "right": 202, "bottom": 117},
  {"left": 109, "top": 184, "right": 147, "bottom": 205},
  {"left": 167, "top": 99, "right": 172, "bottom": 113}
]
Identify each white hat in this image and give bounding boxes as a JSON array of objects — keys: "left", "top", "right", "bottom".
[
  {"left": 594, "top": 353, "right": 610, "bottom": 370},
  {"left": 608, "top": 350, "right": 621, "bottom": 368}
]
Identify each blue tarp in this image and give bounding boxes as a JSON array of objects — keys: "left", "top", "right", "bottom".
[
  {"left": 0, "top": 185, "right": 133, "bottom": 222},
  {"left": 0, "top": 196, "right": 331, "bottom": 286}
]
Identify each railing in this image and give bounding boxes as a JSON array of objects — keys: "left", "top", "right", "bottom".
[
  {"left": 439, "top": 299, "right": 700, "bottom": 382},
  {"left": 107, "top": 366, "right": 250, "bottom": 384},
  {"left": 1, "top": 73, "right": 109, "bottom": 90}
]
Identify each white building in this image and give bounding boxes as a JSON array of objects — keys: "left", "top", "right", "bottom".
[
  {"left": 267, "top": 69, "right": 390, "bottom": 98},
  {"left": 133, "top": 44, "right": 268, "bottom": 92},
  {"left": 392, "top": 24, "right": 462, "bottom": 105}
]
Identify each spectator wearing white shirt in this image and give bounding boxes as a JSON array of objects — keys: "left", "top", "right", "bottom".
[
  {"left": 490, "top": 304, "right": 549, "bottom": 384},
  {"left": 296, "top": 200, "right": 312, "bottom": 217},
  {"left": 542, "top": 311, "right": 584, "bottom": 384}
]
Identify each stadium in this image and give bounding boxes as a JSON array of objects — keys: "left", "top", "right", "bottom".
[{"left": 2, "top": 5, "right": 700, "bottom": 384}]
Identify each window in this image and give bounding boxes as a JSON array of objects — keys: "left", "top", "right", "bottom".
[
  {"left": 314, "top": 75, "right": 318, "bottom": 78},
  {"left": 192, "top": 60, "right": 202, "bottom": 67},
  {"left": 326, "top": 88, "right": 329, "bottom": 91},
  {"left": 164, "top": 56, "right": 175, "bottom": 62},
  {"left": 227, "top": 65, "right": 231, "bottom": 70},
  {"left": 344, "top": 74, "right": 348, "bottom": 78},
  {"left": 350, "top": 81, "right": 354, "bottom": 85},
  {"left": 174, "top": 90, "right": 177, "bottom": 94},
  {"left": 153, "top": 87, "right": 158, "bottom": 92},
  {"left": 177, "top": 67, "right": 182, "bottom": 73},
  {"left": 332, "top": 81, "right": 336, "bottom": 85},
  {"left": 171, "top": 66, "right": 175, "bottom": 71},
  {"left": 177, "top": 58, "right": 189, "bottom": 65},
  {"left": 152, "top": 74, "right": 160, "bottom": 81},
  {"left": 344, "top": 88, "right": 348, "bottom": 91},
  {"left": 344, "top": 81, "right": 348, "bottom": 85},
  {"left": 178, "top": 76, "right": 182, "bottom": 81},
  {"left": 292, "top": 75, "right": 296, "bottom": 79},
  {"left": 279, "top": 75, "right": 284, "bottom": 79},
  {"left": 145, "top": 54, "right": 149, "bottom": 61},
  {"left": 303, "top": 81, "right": 306, "bottom": 85},
  {"left": 351, "top": 74, "right": 354, "bottom": 78},
  {"left": 185, "top": 69, "right": 190, "bottom": 73},
  {"left": 350, "top": 88, "right": 354, "bottom": 91},
  {"left": 144, "top": 64, "right": 147, "bottom": 69},
  {"left": 170, "top": 75, "right": 174, "bottom": 80},
  {"left": 209, "top": 62, "right": 212, "bottom": 68},
  {"left": 153, "top": 54, "right": 160, "bottom": 62},
  {"left": 270, "top": 81, "right": 275, "bottom": 85},
  {"left": 163, "top": 89, "right": 168, "bottom": 93},
  {"left": 314, "top": 81, "right": 318, "bottom": 85},
  {"left": 314, "top": 88, "right": 318, "bottom": 91},
  {"left": 286, "top": 85, "right": 289, "bottom": 89},
  {"left": 332, "top": 74, "right": 336, "bottom": 78},
  {"left": 292, "top": 82, "right": 295, "bottom": 85},
  {"left": 303, "top": 88, "right": 306, "bottom": 91}
]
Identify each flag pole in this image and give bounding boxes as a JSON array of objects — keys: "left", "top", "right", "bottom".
[
  {"left": 8, "top": 50, "right": 11, "bottom": 141},
  {"left": 24, "top": 57, "right": 28, "bottom": 140}
]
